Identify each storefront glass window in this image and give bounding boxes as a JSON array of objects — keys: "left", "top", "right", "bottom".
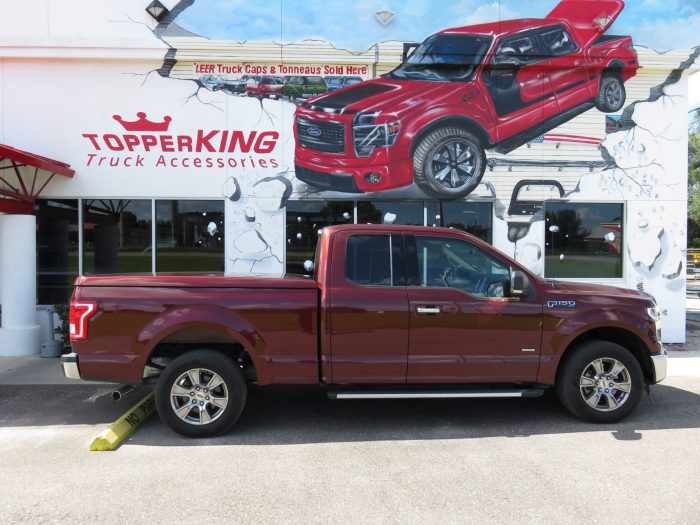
[
  {"left": 429, "top": 201, "right": 493, "bottom": 243},
  {"left": 36, "top": 200, "right": 79, "bottom": 303},
  {"left": 83, "top": 200, "right": 152, "bottom": 274},
  {"left": 544, "top": 202, "right": 623, "bottom": 278},
  {"left": 156, "top": 200, "right": 225, "bottom": 273},
  {"left": 357, "top": 201, "right": 425, "bottom": 226},
  {"left": 286, "top": 200, "right": 354, "bottom": 274}
]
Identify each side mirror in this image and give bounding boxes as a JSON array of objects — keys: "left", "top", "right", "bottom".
[
  {"left": 303, "top": 260, "right": 315, "bottom": 274},
  {"left": 510, "top": 270, "right": 529, "bottom": 298}
]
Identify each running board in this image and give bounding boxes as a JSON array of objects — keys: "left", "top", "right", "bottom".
[
  {"left": 492, "top": 101, "right": 595, "bottom": 155},
  {"left": 327, "top": 388, "right": 544, "bottom": 400}
]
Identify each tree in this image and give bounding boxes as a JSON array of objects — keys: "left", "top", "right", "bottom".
[{"left": 688, "top": 109, "right": 700, "bottom": 246}]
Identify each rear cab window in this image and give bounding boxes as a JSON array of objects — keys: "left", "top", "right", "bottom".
[
  {"left": 539, "top": 26, "right": 578, "bottom": 56},
  {"left": 345, "top": 235, "right": 405, "bottom": 287}
]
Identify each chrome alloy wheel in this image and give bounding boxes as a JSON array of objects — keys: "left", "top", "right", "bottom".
[
  {"left": 430, "top": 139, "right": 478, "bottom": 189},
  {"left": 579, "top": 358, "right": 632, "bottom": 412},
  {"left": 170, "top": 368, "right": 229, "bottom": 425},
  {"left": 605, "top": 81, "right": 622, "bottom": 108}
]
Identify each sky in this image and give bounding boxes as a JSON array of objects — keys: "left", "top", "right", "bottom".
[{"left": 174, "top": 0, "right": 700, "bottom": 52}]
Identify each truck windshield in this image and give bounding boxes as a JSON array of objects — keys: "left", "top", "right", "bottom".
[{"left": 386, "top": 34, "right": 492, "bottom": 82}]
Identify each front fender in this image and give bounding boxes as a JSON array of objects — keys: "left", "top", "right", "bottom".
[{"left": 538, "top": 307, "right": 655, "bottom": 384}]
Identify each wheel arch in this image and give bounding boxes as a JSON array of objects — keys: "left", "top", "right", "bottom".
[
  {"left": 555, "top": 326, "right": 653, "bottom": 383},
  {"left": 602, "top": 59, "right": 625, "bottom": 80},
  {"left": 137, "top": 305, "right": 264, "bottom": 383},
  {"left": 409, "top": 116, "right": 491, "bottom": 156}
]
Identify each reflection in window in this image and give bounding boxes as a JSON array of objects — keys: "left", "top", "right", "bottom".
[
  {"left": 357, "top": 201, "right": 424, "bottom": 226},
  {"left": 544, "top": 202, "right": 623, "bottom": 278},
  {"left": 156, "top": 200, "right": 225, "bottom": 273},
  {"left": 83, "top": 200, "right": 152, "bottom": 274},
  {"left": 285, "top": 200, "right": 354, "bottom": 274},
  {"left": 429, "top": 201, "right": 492, "bottom": 242},
  {"left": 36, "top": 200, "right": 79, "bottom": 303},
  {"left": 415, "top": 236, "right": 509, "bottom": 296}
]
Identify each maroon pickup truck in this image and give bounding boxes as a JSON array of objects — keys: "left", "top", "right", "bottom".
[{"left": 62, "top": 225, "right": 666, "bottom": 437}]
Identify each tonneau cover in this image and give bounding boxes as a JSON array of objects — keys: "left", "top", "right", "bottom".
[
  {"left": 74, "top": 274, "right": 318, "bottom": 289},
  {"left": 547, "top": 0, "right": 625, "bottom": 48}
]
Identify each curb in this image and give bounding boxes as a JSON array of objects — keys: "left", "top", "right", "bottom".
[{"left": 89, "top": 391, "right": 156, "bottom": 451}]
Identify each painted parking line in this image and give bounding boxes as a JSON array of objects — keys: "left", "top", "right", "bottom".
[{"left": 89, "top": 391, "right": 156, "bottom": 451}]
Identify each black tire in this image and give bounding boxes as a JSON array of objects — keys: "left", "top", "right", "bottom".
[
  {"left": 289, "top": 93, "right": 297, "bottom": 102},
  {"left": 155, "top": 349, "right": 247, "bottom": 438},
  {"left": 556, "top": 340, "right": 644, "bottom": 423},
  {"left": 413, "top": 127, "right": 486, "bottom": 199},
  {"left": 596, "top": 75, "right": 626, "bottom": 112}
]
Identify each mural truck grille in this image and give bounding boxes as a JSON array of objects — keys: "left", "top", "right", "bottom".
[{"left": 296, "top": 117, "right": 345, "bottom": 153}]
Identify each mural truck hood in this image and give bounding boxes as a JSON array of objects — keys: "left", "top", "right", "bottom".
[{"left": 304, "top": 78, "right": 472, "bottom": 115}]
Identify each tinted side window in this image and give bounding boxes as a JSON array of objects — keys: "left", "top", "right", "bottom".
[
  {"left": 414, "top": 236, "right": 510, "bottom": 297},
  {"left": 540, "top": 27, "right": 577, "bottom": 56},
  {"left": 494, "top": 34, "right": 541, "bottom": 64},
  {"left": 307, "top": 76, "right": 326, "bottom": 85},
  {"left": 346, "top": 235, "right": 392, "bottom": 286}
]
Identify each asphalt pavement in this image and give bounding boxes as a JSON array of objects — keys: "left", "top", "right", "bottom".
[{"left": 0, "top": 292, "right": 699, "bottom": 523}]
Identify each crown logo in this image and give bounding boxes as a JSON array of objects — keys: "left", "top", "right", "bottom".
[{"left": 112, "top": 112, "right": 172, "bottom": 132}]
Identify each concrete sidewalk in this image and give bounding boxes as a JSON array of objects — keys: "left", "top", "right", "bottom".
[{"left": 0, "top": 354, "right": 116, "bottom": 385}]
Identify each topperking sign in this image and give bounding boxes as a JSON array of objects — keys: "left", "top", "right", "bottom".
[{"left": 80, "top": 111, "right": 281, "bottom": 170}]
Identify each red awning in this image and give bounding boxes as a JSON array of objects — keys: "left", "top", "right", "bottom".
[{"left": 0, "top": 144, "right": 75, "bottom": 214}]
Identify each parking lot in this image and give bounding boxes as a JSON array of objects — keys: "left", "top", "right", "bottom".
[{"left": 0, "top": 355, "right": 699, "bottom": 524}]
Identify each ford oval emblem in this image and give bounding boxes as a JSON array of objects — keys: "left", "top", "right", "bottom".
[{"left": 307, "top": 126, "right": 322, "bottom": 137}]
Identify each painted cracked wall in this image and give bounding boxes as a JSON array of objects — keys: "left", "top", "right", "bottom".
[{"left": 0, "top": 0, "right": 698, "bottom": 342}]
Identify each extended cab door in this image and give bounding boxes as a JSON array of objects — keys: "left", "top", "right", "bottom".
[
  {"left": 538, "top": 25, "right": 596, "bottom": 107},
  {"left": 328, "top": 231, "right": 409, "bottom": 383},
  {"left": 405, "top": 234, "right": 543, "bottom": 383},
  {"left": 483, "top": 32, "right": 557, "bottom": 140}
]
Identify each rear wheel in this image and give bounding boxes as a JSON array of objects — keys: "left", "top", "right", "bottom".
[
  {"left": 556, "top": 340, "right": 643, "bottom": 423},
  {"left": 155, "top": 349, "right": 247, "bottom": 437},
  {"left": 413, "top": 127, "right": 486, "bottom": 199},
  {"left": 596, "top": 75, "right": 626, "bottom": 112}
]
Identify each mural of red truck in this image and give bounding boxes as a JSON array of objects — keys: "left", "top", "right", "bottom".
[{"left": 294, "top": 0, "right": 638, "bottom": 199}]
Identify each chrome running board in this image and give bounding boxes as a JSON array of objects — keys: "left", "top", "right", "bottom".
[{"left": 327, "top": 389, "right": 544, "bottom": 400}]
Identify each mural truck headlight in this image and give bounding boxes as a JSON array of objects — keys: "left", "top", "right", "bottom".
[{"left": 352, "top": 113, "right": 401, "bottom": 158}]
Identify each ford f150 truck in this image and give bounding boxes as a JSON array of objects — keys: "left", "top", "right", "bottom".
[
  {"left": 294, "top": 0, "right": 638, "bottom": 199},
  {"left": 62, "top": 225, "right": 666, "bottom": 437}
]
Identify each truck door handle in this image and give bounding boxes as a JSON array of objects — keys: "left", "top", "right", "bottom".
[{"left": 416, "top": 306, "right": 441, "bottom": 314}]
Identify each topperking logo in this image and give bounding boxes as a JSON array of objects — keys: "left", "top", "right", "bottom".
[{"left": 81, "top": 112, "right": 280, "bottom": 170}]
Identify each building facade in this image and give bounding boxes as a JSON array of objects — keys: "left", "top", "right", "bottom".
[{"left": 0, "top": 0, "right": 698, "bottom": 355}]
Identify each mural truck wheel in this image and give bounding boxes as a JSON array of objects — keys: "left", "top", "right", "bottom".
[
  {"left": 413, "top": 127, "right": 486, "bottom": 200},
  {"left": 596, "top": 76, "right": 626, "bottom": 112},
  {"left": 555, "top": 340, "right": 643, "bottom": 423}
]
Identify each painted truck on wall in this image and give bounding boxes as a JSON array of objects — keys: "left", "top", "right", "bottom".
[{"left": 294, "top": 0, "right": 638, "bottom": 198}]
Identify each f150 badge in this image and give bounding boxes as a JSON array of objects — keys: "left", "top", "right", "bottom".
[
  {"left": 547, "top": 300, "right": 576, "bottom": 308},
  {"left": 547, "top": 301, "right": 576, "bottom": 308}
]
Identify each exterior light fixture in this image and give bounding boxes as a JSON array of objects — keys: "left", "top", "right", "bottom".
[
  {"left": 375, "top": 9, "right": 395, "bottom": 26},
  {"left": 145, "top": 0, "right": 169, "bottom": 21}
]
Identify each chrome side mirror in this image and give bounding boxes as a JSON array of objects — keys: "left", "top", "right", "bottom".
[{"left": 303, "top": 260, "right": 314, "bottom": 273}]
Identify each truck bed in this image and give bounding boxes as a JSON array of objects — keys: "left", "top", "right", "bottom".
[{"left": 72, "top": 273, "right": 319, "bottom": 385}]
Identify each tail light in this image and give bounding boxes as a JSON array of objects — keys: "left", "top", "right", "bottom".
[{"left": 69, "top": 301, "right": 97, "bottom": 341}]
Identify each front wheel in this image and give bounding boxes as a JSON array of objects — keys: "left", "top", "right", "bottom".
[
  {"left": 556, "top": 340, "right": 643, "bottom": 423},
  {"left": 155, "top": 349, "right": 247, "bottom": 437},
  {"left": 413, "top": 127, "right": 486, "bottom": 199},
  {"left": 596, "top": 75, "right": 626, "bottom": 112}
]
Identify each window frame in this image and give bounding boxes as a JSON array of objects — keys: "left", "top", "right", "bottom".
[{"left": 542, "top": 200, "right": 625, "bottom": 282}]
